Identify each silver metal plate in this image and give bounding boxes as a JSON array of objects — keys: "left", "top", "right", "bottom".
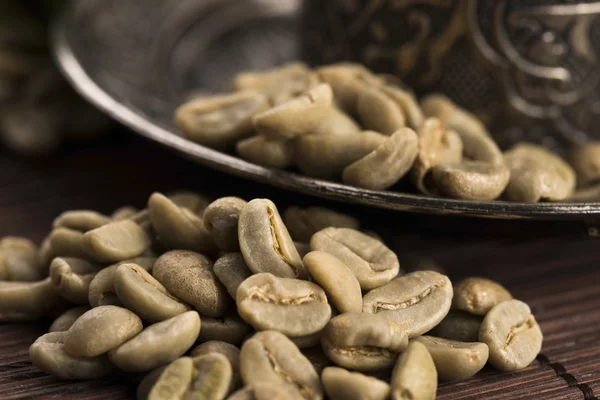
[{"left": 51, "top": 0, "right": 600, "bottom": 220}]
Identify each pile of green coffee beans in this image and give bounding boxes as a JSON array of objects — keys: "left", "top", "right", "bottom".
[
  {"left": 0, "top": 191, "right": 543, "bottom": 399},
  {"left": 0, "top": 1, "right": 110, "bottom": 158},
  {"left": 175, "top": 62, "right": 600, "bottom": 203}
]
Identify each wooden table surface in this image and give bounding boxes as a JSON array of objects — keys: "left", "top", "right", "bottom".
[{"left": 0, "top": 131, "right": 599, "bottom": 399}]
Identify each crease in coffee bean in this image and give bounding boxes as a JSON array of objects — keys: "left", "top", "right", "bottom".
[
  {"left": 504, "top": 316, "right": 535, "bottom": 349},
  {"left": 248, "top": 284, "right": 320, "bottom": 305},
  {"left": 267, "top": 205, "right": 299, "bottom": 277},
  {"left": 332, "top": 345, "right": 391, "bottom": 358},
  {"left": 371, "top": 278, "right": 446, "bottom": 313},
  {"left": 266, "top": 351, "right": 314, "bottom": 400},
  {"left": 129, "top": 265, "right": 180, "bottom": 302}
]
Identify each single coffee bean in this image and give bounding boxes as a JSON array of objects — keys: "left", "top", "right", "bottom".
[
  {"left": 0, "top": 278, "right": 64, "bottom": 318},
  {"left": 168, "top": 191, "right": 211, "bottom": 215},
  {"left": 148, "top": 193, "right": 218, "bottom": 255},
  {"left": 240, "top": 330, "right": 323, "bottom": 400},
  {"left": 504, "top": 143, "right": 576, "bottom": 202},
  {"left": 253, "top": 84, "right": 333, "bottom": 141},
  {"left": 0, "top": 236, "right": 42, "bottom": 281},
  {"left": 191, "top": 341, "right": 241, "bottom": 393},
  {"left": 322, "top": 367, "right": 390, "bottom": 400},
  {"left": 357, "top": 86, "right": 405, "bottom": 135},
  {"left": 49, "top": 227, "right": 88, "bottom": 259},
  {"left": 174, "top": 89, "right": 269, "bottom": 149},
  {"left": 362, "top": 271, "right": 453, "bottom": 338},
  {"left": 452, "top": 277, "right": 513, "bottom": 316},
  {"left": 111, "top": 206, "right": 139, "bottom": 221},
  {"left": 311, "top": 107, "right": 361, "bottom": 137},
  {"left": 227, "top": 382, "right": 293, "bottom": 400},
  {"left": 153, "top": 250, "right": 229, "bottom": 317},
  {"left": 236, "top": 273, "right": 331, "bottom": 337},
  {"left": 238, "top": 199, "right": 305, "bottom": 279},
  {"left": 430, "top": 161, "right": 510, "bottom": 200},
  {"left": 390, "top": 341, "right": 437, "bottom": 400},
  {"left": 29, "top": 331, "right": 114, "bottom": 380},
  {"left": 283, "top": 206, "right": 360, "bottom": 243},
  {"left": 321, "top": 313, "right": 408, "bottom": 372},
  {"left": 204, "top": 197, "right": 247, "bottom": 252},
  {"left": 430, "top": 310, "right": 483, "bottom": 343},
  {"left": 114, "top": 263, "right": 191, "bottom": 322},
  {"left": 342, "top": 128, "right": 419, "bottom": 190},
  {"left": 316, "top": 63, "right": 383, "bottom": 112},
  {"left": 303, "top": 251, "right": 362, "bottom": 313},
  {"left": 88, "top": 257, "right": 155, "bottom": 307},
  {"left": 568, "top": 142, "right": 600, "bottom": 187},
  {"left": 213, "top": 253, "right": 253, "bottom": 300},
  {"left": 479, "top": 299, "right": 543, "bottom": 371},
  {"left": 380, "top": 85, "right": 424, "bottom": 130},
  {"left": 310, "top": 227, "right": 399, "bottom": 290},
  {"left": 414, "top": 336, "right": 489, "bottom": 381},
  {"left": 108, "top": 311, "right": 201, "bottom": 372},
  {"left": 198, "top": 315, "right": 253, "bottom": 345},
  {"left": 52, "top": 210, "right": 111, "bottom": 232},
  {"left": 82, "top": 220, "right": 152, "bottom": 263},
  {"left": 37, "top": 235, "right": 55, "bottom": 274},
  {"left": 50, "top": 257, "right": 101, "bottom": 304},
  {"left": 64, "top": 305, "right": 143, "bottom": 357},
  {"left": 421, "top": 94, "right": 503, "bottom": 164},
  {"left": 293, "top": 131, "right": 386, "bottom": 180},
  {"left": 236, "top": 135, "right": 295, "bottom": 169},
  {"left": 137, "top": 366, "right": 167, "bottom": 400},
  {"left": 148, "top": 357, "right": 193, "bottom": 400},
  {"left": 49, "top": 306, "right": 90, "bottom": 332}
]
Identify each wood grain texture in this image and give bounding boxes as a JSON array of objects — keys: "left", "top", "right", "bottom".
[{"left": 0, "top": 132, "right": 598, "bottom": 399}]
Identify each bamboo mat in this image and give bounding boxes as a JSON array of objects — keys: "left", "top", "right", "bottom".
[{"left": 0, "top": 134, "right": 598, "bottom": 400}]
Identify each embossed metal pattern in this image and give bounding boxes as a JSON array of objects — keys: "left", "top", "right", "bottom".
[
  {"left": 51, "top": 0, "right": 600, "bottom": 220},
  {"left": 303, "top": 0, "right": 600, "bottom": 153}
]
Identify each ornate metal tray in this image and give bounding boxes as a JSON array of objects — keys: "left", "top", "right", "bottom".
[{"left": 51, "top": 0, "right": 600, "bottom": 220}]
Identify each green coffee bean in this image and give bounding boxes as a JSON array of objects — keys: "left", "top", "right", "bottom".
[
  {"left": 342, "top": 128, "right": 419, "bottom": 190},
  {"left": 568, "top": 142, "right": 600, "bottom": 187},
  {"left": 479, "top": 299, "right": 543, "bottom": 371},
  {"left": 0, "top": 236, "right": 42, "bottom": 281},
  {"left": 504, "top": 143, "right": 576, "bottom": 202},
  {"left": 357, "top": 86, "right": 405, "bottom": 135},
  {"left": 49, "top": 227, "right": 88, "bottom": 259},
  {"left": 108, "top": 311, "right": 201, "bottom": 372},
  {"left": 240, "top": 330, "right": 322, "bottom": 400},
  {"left": 430, "top": 310, "right": 483, "bottom": 342},
  {"left": 82, "top": 220, "right": 152, "bottom": 263},
  {"left": 148, "top": 193, "right": 218, "bottom": 254},
  {"left": 52, "top": 210, "right": 111, "bottom": 232},
  {"left": 64, "top": 305, "right": 143, "bottom": 357},
  {"left": 174, "top": 90, "right": 269, "bottom": 149},
  {"left": 197, "top": 315, "right": 253, "bottom": 345},
  {"left": 88, "top": 257, "right": 155, "bottom": 307},
  {"left": 293, "top": 131, "right": 386, "bottom": 180},
  {"left": 322, "top": 367, "right": 390, "bottom": 400},
  {"left": 422, "top": 93, "right": 503, "bottom": 164},
  {"left": 0, "top": 278, "right": 64, "bottom": 318},
  {"left": 452, "top": 277, "right": 513, "bottom": 316},
  {"left": 236, "top": 273, "right": 331, "bottom": 337},
  {"left": 303, "top": 251, "right": 362, "bottom": 313},
  {"left": 321, "top": 313, "right": 408, "bottom": 372},
  {"left": 236, "top": 135, "right": 295, "bottom": 169},
  {"left": 238, "top": 199, "right": 305, "bottom": 279},
  {"left": 390, "top": 341, "right": 437, "bottom": 400},
  {"left": 227, "top": 382, "right": 293, "bottom": 400},
  {"left": 111, "top": 206, "right": 139, "bottom": 221},
  {"left": 414, "top": 336, "right": 489, "bottom": 381},
  {"left": 283, "top": 206, "right": 360, "bottom": 243},
  {"left": 380, "top": 85, "right": 424, "bottom": 130},
  {"left": 204, "top": 197, "right": 247, "bottom": 252},
  {"left": 310, "top": 227, "right": 399, "bottom": 290},
  {"left": 148, "top": 357, "right": 193, "bottom": 400},
  {"left": 190, "top": 341, "right": 241, "bottom": 393},
  {"left": 429, "top": 161, "right": 510, "bottom": 200},
  {"left": 362, "top": 271, "right": 453, "bottom": 338},
  {"left": 49, "top": 306, "right": 90, "bottom": 332},
  {"left": 153, "top": 250, "right": 229, "bottom": 317},
  {"left": 137, "top": 366, "right": 167, "bottom": 400},
  {"left": 213, "top": 253, "right": 253, "bottom": 300},
  {"left": 253, "top": 83, "right": 333, "bottom": 141},
  {"left": 29, "top": 332, "right": 114, "bottom": 380},
  {"left": 114, "top": 263, "right": 191, "bottom": 322},
  {"left": 311, "top": 107, "right": 361, "bottom": 137},
  {"left": 49, "top": 257, "right": 101, "bottom": 304}
]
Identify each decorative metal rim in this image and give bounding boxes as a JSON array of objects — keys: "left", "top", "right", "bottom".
[{"left": 50, "top": 6, "right": 600, "bottom": 221}]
